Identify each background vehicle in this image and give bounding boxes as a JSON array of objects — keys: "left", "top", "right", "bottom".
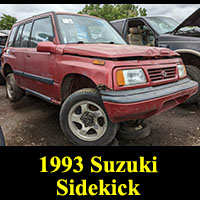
[
  {"left": 1, "top": 11, "right": 198, "bottom": 146},
  {"left": 111, "top": 8, "right": 200, "bottom": 104},
  {"left": 0, "top": 30, "right": 9, "bottom": 85}
]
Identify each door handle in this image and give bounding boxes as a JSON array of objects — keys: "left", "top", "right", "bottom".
[{"left": 27, "top": 54, "right": 31, "bottom": 58}]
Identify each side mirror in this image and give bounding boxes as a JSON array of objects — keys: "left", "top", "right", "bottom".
[{"left": 36, "top": 41, "right": 56, "bottom": 53}]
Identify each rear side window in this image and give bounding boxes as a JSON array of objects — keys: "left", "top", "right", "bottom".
[
  {"left": 7, "top": 26, "right": 17, "bottom": 47},
  {"left": 14, "top": 25, "right": 24, "bottom": 47},
  {"left": 21, "top": 22, "right": 32, "bottom": 47},
  {"left": 30, "top": 17, "right": 54, "bottom": 48}
]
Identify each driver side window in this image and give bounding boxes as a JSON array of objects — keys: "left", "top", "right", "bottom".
[
  {"left": 30, "top": 16, "right": 54, "bottom": 48},
  {"left": 127, "top": 21, "right": 155, "bottom": 46}
]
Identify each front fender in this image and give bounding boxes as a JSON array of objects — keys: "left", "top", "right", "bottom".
[{"left": 56, "top": 56, "right": 114, "bottom": 89}]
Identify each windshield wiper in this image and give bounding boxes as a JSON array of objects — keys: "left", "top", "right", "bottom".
[
  {"left": 71, "top": 41, "right": 117, "bottom": 44},
  {"left": 164, "top": 31, "right": 173, "bottom": 34},
  {"left": 77, "top": 41, "right": 84, "bottom": 44},
  {"left": 99, "top": 41, "right": 115, "bottom": 44}
]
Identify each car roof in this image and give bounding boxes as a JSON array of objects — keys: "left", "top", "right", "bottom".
[{"left": 14, "top": 11, "right": 101, "bottom": 27}]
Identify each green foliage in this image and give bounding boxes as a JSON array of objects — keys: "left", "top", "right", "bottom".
[
  {"left": 78, "top": 4, "right": 147, "bottom": 21},
  {"left": 0, "top": 14, "right": 17, "bottom": 30}
]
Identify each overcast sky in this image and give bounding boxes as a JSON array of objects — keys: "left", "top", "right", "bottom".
[{"left": 0, "top": 4, "right": 199, "bottom": 23}]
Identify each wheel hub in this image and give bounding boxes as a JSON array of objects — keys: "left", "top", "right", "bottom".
[
  {"left": 80, "top": 112, "right": 95, "bottom": 127},
  {"left": 68, "top": 100, "right": 108, "bottom": 142}
]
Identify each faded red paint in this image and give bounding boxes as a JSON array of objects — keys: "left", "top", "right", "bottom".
[
  {"left": 104, "top": 86, "right": 198, "bottom": 123},
  {"left": 62, "top": 43, "right": 178, "bottom": 58}
]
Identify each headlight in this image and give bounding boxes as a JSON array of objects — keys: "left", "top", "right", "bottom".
[
  {"left": 177, "top": 64, "right": 187, "bottom": 78},
  {"left": 117, "top": 69, "right": 147, "bottom": 86}
]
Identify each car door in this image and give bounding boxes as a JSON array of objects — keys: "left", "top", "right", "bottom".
[
  {"left": 23, "top": 16, "right": 56, "bottom": 99},
  {"left": 125, "top": 19, "right": 157, "bottom": 46}
]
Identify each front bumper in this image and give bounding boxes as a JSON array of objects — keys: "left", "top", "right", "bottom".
[{"left": 100, "top": 78, "right": 198, "bottom": 123}]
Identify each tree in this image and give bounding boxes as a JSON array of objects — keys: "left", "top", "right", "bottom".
[
  {"left": 0, "top": 14, "right": 17, "bottom": 30},
  {"left": 78, "top": 4, "right": 147, "bottom": 21}
]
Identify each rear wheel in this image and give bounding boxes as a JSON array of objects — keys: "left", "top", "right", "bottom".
[
  {"left": 185, "top": 65, "right": 200, "bottom": 104},
  {"left": 60, "top": 88, "right": 119, "bottom": 146},
  {"left": 6, "top": 73, "right": 24, "bottom": 102}
]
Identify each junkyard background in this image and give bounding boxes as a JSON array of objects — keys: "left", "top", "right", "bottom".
[{"left": 0, "top": 85, "right": 200, "bottom": 146}]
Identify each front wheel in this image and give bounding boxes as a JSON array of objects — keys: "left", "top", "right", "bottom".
[{"left": 59, "top": 88, "right": 119, "bottom": 146}]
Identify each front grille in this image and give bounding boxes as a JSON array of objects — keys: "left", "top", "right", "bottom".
[{"left": 148, "top": 66, "right": 176, "bottom": 82}]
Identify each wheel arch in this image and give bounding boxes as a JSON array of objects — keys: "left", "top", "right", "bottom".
[
  {"left": 175, "top": 49, "right": 200, "bottom": 68},
  {"left": 3, "top": 63, "right": 13, "bottom": 77},
  {"left": 60, "top": 73, "right": 98, "bottom": 102}
]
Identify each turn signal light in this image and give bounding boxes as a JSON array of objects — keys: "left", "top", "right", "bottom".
[
  {"left": 93, "top": 60, "right": 105, "bottom": 66},
  {"left": 116, "top": 70, "right": 125, "bottom": 86}
]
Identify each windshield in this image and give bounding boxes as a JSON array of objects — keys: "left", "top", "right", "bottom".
[
  {"left": 56, "top": 14, "right": 126, "bottom": 44},
  {"left": 146, "top": 17, "right": 179, "bottom": 34}
]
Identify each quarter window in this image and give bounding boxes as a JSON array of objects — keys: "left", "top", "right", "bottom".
[
  {"left": 21, "top": 22, "right": 32, "bottom": 48},
  {"left": 7, "top": 26, "right": 17, "bottom": 47},
  {"left": 30, "top": 17, "right": 54, "bottom": 48}
]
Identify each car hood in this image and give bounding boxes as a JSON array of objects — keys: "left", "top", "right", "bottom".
[
  {"left": 160, "top": 33, "right": 200, "bottom": 41},
  {"left": 62, "top": 44, "right": 178, "bottom": 59},
  {"left": 172, "top": 8, "right": 200, "bottom": 33}
]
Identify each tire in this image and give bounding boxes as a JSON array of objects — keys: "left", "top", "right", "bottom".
[
  {"left": 117, "top": 122, "right": 151, "bottom": 140},
  {"left": 185, "top": 65, "right": 200, "bottom": 104},
  {"left": 6, "top": 73, "right": 24, "bottom": 102},
  {"left": 0, "top": 126, "right": 5, "bottom": 146},
  {"left": 0, "top": 73, "right": 5, "bottom": 85},
  {"left": 59, "top": 88, "right": 119, "bottom": 146}
]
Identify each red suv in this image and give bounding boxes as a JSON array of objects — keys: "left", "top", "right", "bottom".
[{"left": 1, "top": 11, "right": 198, "bottom": 146}]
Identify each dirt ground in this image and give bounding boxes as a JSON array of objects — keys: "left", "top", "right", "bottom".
[{"left": 0, "top": 85, "right": 200, "bottom": 146}]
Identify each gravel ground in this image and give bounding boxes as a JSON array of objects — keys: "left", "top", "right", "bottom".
[{"left": 0, "top": 85, "right": 200, "bottom": 146}]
